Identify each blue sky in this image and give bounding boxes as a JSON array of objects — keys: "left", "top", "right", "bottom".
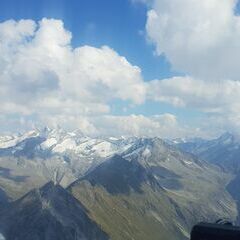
[{"left": 0, "top": 0, "right": 240, "bottom": 137}]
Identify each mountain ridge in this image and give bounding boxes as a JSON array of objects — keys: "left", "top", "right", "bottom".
[{"left": 0, "top": 181, "right": 109, "bottom": 240}]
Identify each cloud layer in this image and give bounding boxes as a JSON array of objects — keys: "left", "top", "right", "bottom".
[{"left": 1, "top": 8, "right": 240, "bottom": 138}]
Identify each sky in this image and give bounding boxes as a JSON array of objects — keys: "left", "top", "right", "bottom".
[{"left": 0, "top": 0, "right": 240, "bottom": 138}]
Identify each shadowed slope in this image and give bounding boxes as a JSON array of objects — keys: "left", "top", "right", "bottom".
[
  {"left": 0, "top": 182, "right": 109, "bottom": 240},
  {"left": 77, "top": 155, "right": 158, "bottom": 194}
]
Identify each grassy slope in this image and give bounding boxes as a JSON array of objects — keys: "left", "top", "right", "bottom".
[
  {"left": 70, "top": 182, "right": 187, "bottom": 240},
  {"left": 0, "top": 157, "right": 47, "bottom": 200}
]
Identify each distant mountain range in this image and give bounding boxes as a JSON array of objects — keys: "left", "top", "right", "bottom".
[
  {"left": 173, "top": 132, "right": 240, "bottom": 172},
  {"left": 0, "top": 129, "right": 240, "bottom": 239},
  {"left": 173, "top": 132, "right": 240, "bottom": 225}
]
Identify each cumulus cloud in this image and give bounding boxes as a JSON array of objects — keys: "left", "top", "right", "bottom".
[
  {"left": 92, "top": 114, "right": 184, "bottom": 138},
  {"left": 0, "top": 18, "right": 149, "bottom": 135},
  {"left": 146, "top": 0, "right": 240, "bottom": 80},
  {"left": 0, "top": 19, "right": 146, "bottom": 107}
]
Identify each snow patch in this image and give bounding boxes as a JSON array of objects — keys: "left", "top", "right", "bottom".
[
  {"left": 0, "top": 130, "right": 39, "bottom": 149},
  {"left": 183, "top": 160, "right": 193, "bottom": 165},
  {"left": 142, "top": 148, "right": 151, "bottom": 157},
  {"left": 0, "top": 233, "right": 5, "bottom": 240},
  {"left": 52, "top": 138, "right": 77, "bottom": 153},
  {"left": 41, "top": 138, "right": 58, "bottom": 149}
]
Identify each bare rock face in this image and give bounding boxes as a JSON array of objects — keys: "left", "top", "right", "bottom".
[{"left": 0, "top": 182, "right": 109, "bottom": 240}]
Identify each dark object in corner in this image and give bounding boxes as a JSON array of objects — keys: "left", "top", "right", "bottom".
[{"left": 191, "top": 222, "right": 240, "bottom": 240}]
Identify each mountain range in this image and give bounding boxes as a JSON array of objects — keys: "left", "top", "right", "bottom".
[
  {"left": 0, "top": 128, "right": 240, "bottom": 239},
  {"left": 173, "top": 132, "right": 240, "bottom": 225},
  {"left": 173, "top": 132, "right": 240, "bottom": 172}
]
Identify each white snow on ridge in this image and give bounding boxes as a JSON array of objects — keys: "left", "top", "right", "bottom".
[
  {"left": 41, "top": 138, "right": 58, "bottom": 149},
  {"left": 142, "top": 147, "right": 151, "bottom": 157},
  {"left": 0, "top": 130, "right": 39, "bottom": 149},
  {"left": 91, "top": 141, "right": 117, "bottom": 158},
  {"left": 183, "top": 160, "right": 193, "bottom": 165},
  {"left": 0, "top": 233, "right": 5, "bottom": 240},
  {"left": 49, "top": 134, "right": 121, "bottom": 157},
  {"left": 108, "top": 137, "right": 118, "bottom": 141},
  {"left": 0, "top": 128, "right": 135, "bottom": 158},
  {"left": 52, "top": 138, "right": 77, "bottom": 153}
]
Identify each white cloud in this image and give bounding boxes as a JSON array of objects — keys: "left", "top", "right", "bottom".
[
  {"left": 138, "top": 0, "right": 240, "bottom": 136},
  {"left": 0, "top": 18, "right": 146, "bottom": 106},
  {"left": 0, "top": 111, "right": 200, "bottom": 138},
  {"left": 88, "top": 113, "right": 199, "bottom": 138},
  {"left": 148, "top": 76, "right": 240, "bottom": 113},
  {"left": 0, "top": 19, "right": 36, "bottom": 43},
  {"left": 146, "top": 0, "right": 240, "bottom": 80},
  {"left": 0, "top": 18, "right": 147, "bottom": 133},
  {"left": 65, "top": 114, "right": 194, "bottom": 138},
  {"left": 147, "top": 76, "right": 240, "bottom": 136}
]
